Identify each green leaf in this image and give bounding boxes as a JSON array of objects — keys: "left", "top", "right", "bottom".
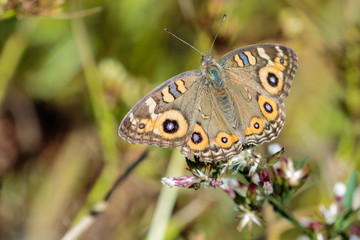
[
  {"left": 296, "top": 156, "right": 309, "bottom": 170},
  {"left": 261, "top": 148, "right": 284, "bottom": 168},
  {"left": 342, "top": 171, "right": 357, "bottom": 210}
]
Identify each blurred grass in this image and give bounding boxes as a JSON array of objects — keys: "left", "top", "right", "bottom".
[{"left": 0, "top": 0, "right": 359, "bottom": 239}]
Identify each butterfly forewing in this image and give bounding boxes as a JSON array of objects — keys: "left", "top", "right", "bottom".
[
  {"left": 219, "top": 44, "right": 298, "bottom": 101},
  {"left": 119, "top": 70, "right": 203, "bottom": 148}
]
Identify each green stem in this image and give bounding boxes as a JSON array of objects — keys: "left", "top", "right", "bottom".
[
  {"left": 69, "top": 1, "right": 119, "bottom": 221},
  {"left": 267, "top": 194, "right": 315, "bottom": 239},
  {"left": 147, "top": 149, "right": 186, "bottom": 240},
  {"left": 0, "top": 20, "right": 35, "bottom": 105}
]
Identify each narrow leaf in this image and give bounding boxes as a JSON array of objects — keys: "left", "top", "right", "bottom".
[
  {"left": 296, "top": 156, "right": 309, "bottom": 170},
  {"left": 342, "top": 171, "right": 357, "bottom": 210}
]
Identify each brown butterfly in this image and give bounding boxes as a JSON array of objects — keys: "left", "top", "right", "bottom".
[{"left": 119, "top": 17, "right": 297, "bottom": 162}]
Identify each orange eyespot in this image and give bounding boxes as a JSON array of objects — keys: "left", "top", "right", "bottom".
[
  {"left": 154, "top": 110, "right": 188, "bottom": 139},
  {"left": 136, "top": 118, "right": 154, "bottom": 133},
  {"left": 259, "top": 66, "right": 283, "bottom": 95},
  {"left": 245, "top": 117, "right": 264, "bottom": 135},
  {"left": 214, "top": 132, "right": 239, "bottom": 149},
  {"left": 258, "top": 95, "right": 278, "bottom": 121},
  {"left": 274, "top": 57, "right": 287, "bottom": 70},
  {"left": 187, "top": 123, "right": 209, "bottom": 151}
]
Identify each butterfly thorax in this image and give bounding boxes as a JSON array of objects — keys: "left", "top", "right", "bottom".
[{"left": 201, "top": 54, "right": 225, "bottom": 88}]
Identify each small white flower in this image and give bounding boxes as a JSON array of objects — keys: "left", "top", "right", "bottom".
[
  {"left": 251, "top": 173, "right": 260, "bottom": 185},
  {"left": 220, "top": 178, "right": 237, "bottom": 198},
  {"left": 226, "top": 149, "right": 260, "bottom": 176},
  {"left": 161, "top": 176, "right": 197, "bottom": 188},
  {"left": 236, "top": 207, "right": 262, "bottom": 232},
  {"left": 349, "top": 235, "right": 359, "bottom": 240},
  {"left": 161, "top": 177, "right": 177, "bottom": 187},
  {"left": 315, "top": 233, "right": 325, "bottom": 240},
  {"left": 296, "top": 235, "right": 311, "bottom": 240},
  {"left": 333, "top": 182, "right": 346, "bottom": 197},
  {"left": 263, "top": 181, "right": 273, "bottom": 195},
  {"left": 227, "top": 149, "right": 254, "bottom": 172},
  {"left": 280, "top": 158, "right": 308, "bottom": 187},
  {"left": 268, "top": 143, "right": 282, "bottom": 155},
  {"left": 195, "top": 169, "right": 208, "bottom": 180},
  {"left": 319, "top": 203, "right": 338, "bottom": 224},
  {"left": 249, "top": 157, "right": 260, "bottom": 176}
]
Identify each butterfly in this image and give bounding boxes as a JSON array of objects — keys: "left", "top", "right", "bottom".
[{"left": 118, "top": 25, "right": 297, "bottom": 162}]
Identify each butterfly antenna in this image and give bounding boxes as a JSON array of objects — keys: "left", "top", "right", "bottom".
[
  {"left": 164, "top": 28, "right": 204, "bottom": 56},
  {"left": 209, "top": 13, "right": 227, "bottom": 54}
]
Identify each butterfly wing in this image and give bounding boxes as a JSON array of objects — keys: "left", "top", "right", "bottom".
[
  {"left": 180, "top": 85, "right": 243, "bottom": 162},
  {"left": 119, "top": 70, "right": 203, "bottom": 148},
  {"left": 219, "top": 44, "right": 298, "bottom": 146}
]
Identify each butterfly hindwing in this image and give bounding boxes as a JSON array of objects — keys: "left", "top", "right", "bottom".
[
  {"left": 180, "top": 86, "right": 242, "bottom": 162},
  {"left": 224, "top": 80, "right": 286, "bottom": 146}
]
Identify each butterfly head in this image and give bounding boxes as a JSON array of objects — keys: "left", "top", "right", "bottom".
[{"left": 201, "top": 54, "right": 216, "bottom": 68}]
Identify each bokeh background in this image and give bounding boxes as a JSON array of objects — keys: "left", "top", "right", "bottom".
[{"left": 0, "top": 0, "right": 359, "bottom": 239}]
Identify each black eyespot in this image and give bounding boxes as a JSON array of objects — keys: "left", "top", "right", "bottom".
[
  {"left": 139, "top": 123, "right": 145, "bottom": 129},
  {"left": 264, "top": 102, "right": 273, "bottom": 113},
  {"left": 254, "top": 122, "right": 260, "bottom": 129},
  {"left": 267, "top": 73, "right": 278, "bottom": 87},
  {"left": 191, "top": 132, "right": 203, "bottom": 144},
  {"left": 280, "top": 58, "right": 285, "bottom": 64},
  {"left": 163, "top": 119, "right": 179, "bottom": 133},
  {"left": 221, "top": 137, "right": 228, "bottom": 143}
]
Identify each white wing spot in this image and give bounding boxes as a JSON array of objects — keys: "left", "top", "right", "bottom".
[
  {"left": 145, "top": 97, "right": 159, "bottom": 120},
  {"left": 129, "top": 113, "right": 137, "bottom": 125},
  {"left": 201, "top": 113, "right": 210, "bottom": 119},
  {"left": 279, "top": 71, "right": 284, "bottom": 80},
  {"left": 257, "top": 48, "right": 274, "bottom": 66},
  {"left": 275, "top": 46, "right": 284, "bottom": 57}
]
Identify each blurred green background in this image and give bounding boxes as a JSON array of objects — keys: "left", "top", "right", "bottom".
[{"left": 0, "top": 0, "right": 359, "bottom": 239}]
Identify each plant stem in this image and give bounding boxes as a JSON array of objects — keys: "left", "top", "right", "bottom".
[
  {"left": 0, "top": 20, "right": 34, "bottom": 104},
  {"left": 266, "top": 194, "right": 315, "bottom": 239}
]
